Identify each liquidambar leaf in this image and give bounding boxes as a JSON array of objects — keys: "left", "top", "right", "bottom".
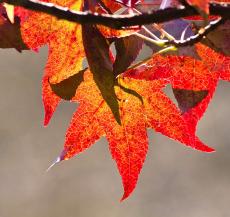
[
  {"left": 21, "top": 0, "right": 85, "bottom": 125},
  {"left": 125, "top": 43, "right": 229, "bottom": 132},
  {"left": 54, "top": 69, "right": 213, "bottom": 200}
]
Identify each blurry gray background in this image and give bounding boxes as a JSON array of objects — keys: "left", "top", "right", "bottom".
[{"left": 0, "top": 47, "right": 230, "bottom": 217}]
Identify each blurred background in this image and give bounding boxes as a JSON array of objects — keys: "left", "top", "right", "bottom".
[{"left": 0, "top": 46, "right": 230, "bottom": 217}]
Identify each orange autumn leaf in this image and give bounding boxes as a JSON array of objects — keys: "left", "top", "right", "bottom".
[
  {"left": 168, "top": 44, "right": 229, "bottom": 131},
  {"left": 53, "top": 69, "right": 213, "bottom": 200},
  {"left": 20, "top": 0, "right": 85, "bottom": 125}
]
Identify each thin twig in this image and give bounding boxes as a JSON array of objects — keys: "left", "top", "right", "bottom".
[
  {"left": 166, "top": 18, "right": 225, "bottom": 47},
  {"left": 134, "top": 32, "right": 167, "bottom": 46}
]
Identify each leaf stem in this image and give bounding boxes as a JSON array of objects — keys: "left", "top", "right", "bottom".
[{"left": 134, "top": 32, "right": 167, "bottom": 46}]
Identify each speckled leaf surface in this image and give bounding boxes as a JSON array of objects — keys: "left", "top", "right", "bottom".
[
  {"left": 21, "top": 0, "right": 85, "bottom": 125},
  {"left": 55, "top": 68, "right": 213, "bottom": 200}
]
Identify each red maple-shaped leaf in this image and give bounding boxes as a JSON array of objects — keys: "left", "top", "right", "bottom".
[
  {"left": 53, "top": 68, "right": 213, "bottom": 200},
  {"left": 18, "top": 0, "right": 230, "bottom": 201},
  {"left": 125, "top": 43, "right": 230, "bottom": 132},
  {"left": 20, "top": 0, "right": 85, "bottom": 125}
]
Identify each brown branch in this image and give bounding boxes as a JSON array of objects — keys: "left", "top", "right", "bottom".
[
  {"left": 1, "top": 0, "right": 230, "bottom": 29},
  {"left": 166, "top": 18, "right": 226, "bottom": 47}
]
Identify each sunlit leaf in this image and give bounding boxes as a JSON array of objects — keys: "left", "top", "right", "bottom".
[{"left": 82, "top": 24, "right": 121, "bottom": 124}]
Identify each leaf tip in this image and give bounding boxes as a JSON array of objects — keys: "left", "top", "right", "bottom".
[
  {"left": 46, "top": 149, "right": 68, "bottom": 172},
  {"left": 120, "top": 193, "right": 129, "bottom": 202},
  {"left": 43, "top": 105, "right": 55, "bottom": 126},
  {"left": 46, "top": 156, "right": 61, "bottom": 172},
  {"left": 44, "top": 115, "right": 51, "bottom": 127},
  {"left": 120, "top": 187, "right": 135, "bottom": 201},
  {"left": 194, "top": 138, "right": 215, "bottom": 153}
]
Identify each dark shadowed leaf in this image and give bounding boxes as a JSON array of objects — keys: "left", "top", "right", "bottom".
[
  {"left": 201, "top": 20, "right": 230, "bottom": 56},
  {"left": 0, "top": 14, "right": 28, "bottom": 51},
  {"left": 84, "top": 0, "right": 98, "bottom": 11},
  {"left": 50, "top": 68, "right": 87, "bottom": 100},
  {"left": 173, "top": 88, "right": 209, "bottom": 113},
  {"left": 82, "top": 24, "right": 121, "bottom": 124},
  {"left": 113, "top": 35, "right": 143, "bottom": 75}
]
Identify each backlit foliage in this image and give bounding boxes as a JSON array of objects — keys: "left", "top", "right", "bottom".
[{"left": 0, "top": 0, "right": 229, "bottom": 200}]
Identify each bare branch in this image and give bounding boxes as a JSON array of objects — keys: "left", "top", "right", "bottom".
[
  {"left": 0, "top": 0, "right": 229, "bottom": 29},
  {"left": 166, "top": 18, "right": 226, "bottom": 47}
]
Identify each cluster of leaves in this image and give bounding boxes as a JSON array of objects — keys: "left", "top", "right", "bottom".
[{"left": 0, "top": 0, "right": 230, "bottom": 200}]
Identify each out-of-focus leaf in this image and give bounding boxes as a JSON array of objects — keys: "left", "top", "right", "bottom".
[
  {"left": 113, "top": 35, "right": 143, "bottom": 75},
  {"left": 82, "top": 25, "right": 121, "bottom": 124}
]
